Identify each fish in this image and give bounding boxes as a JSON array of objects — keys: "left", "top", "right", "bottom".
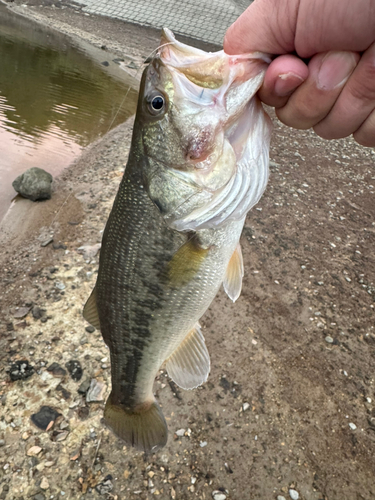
[{"left": 83, "top": 28, "right": 272, "bottom": 453}]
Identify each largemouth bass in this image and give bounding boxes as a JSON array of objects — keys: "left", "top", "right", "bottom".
[{"left": 84, "top": 28, "right": 272, "bottom": 452}]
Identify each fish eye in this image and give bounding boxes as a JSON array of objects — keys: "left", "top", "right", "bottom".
[
  {"left": 147, "top": 92, "right": 167, "bottom": 115},
  {"left": 151, "top": 96, "right": 164, "bottom": 110}
]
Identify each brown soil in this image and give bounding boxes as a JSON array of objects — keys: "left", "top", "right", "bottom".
[{"left": 0, "top": 3, "right": 374, "bottom": 500}]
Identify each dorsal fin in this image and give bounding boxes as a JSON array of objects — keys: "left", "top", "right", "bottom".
[
  {"left": 166, "top": 324, "right": 210, "bottom": 390},
  {"left": 223, "top": 244, "right": 244, "bottom": 302},
  {"left": 83, "top": 286, "right": 101, "bottom": 330}
]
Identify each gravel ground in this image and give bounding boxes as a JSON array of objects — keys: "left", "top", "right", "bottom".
[{"left": 0, "top": 3, "right": 375, "bottom": 500}]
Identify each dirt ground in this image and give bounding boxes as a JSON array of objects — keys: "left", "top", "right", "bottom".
[{"left": 0, "top": 3, "right": 375, "bottom": 500}]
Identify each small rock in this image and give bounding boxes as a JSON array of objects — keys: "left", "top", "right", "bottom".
[
  {"left": 77, "top": 243, "right": 101, "bottom": 260},
  {"left": 0, "top": 439, "right": 5, "bottom": 447},
  {"left": 199, "top": 441, "right": 208, "bottom": 447},
  {"left": 40, "top": 477, "right": 49, "bottom": 490},
  {"left": 85, "top": 325, "right": 95, "bottom": 333},
  {"left": 32, "top": 306, "right": 45, "bottom": 320},
  {"left": 289, "top": 489, "right": 299, "bottom": 500},
  {"left": 53, "top": 430, "right": 69, "bottom": 442},
  {"left": 349, "top": 422, "right": 357, "bottom": 430},
  {"left": 27, "top": 445, "right": 42, "bottom": 456},
  {"left": 78, "top": 378, "right": 91, "bottom": 395},
  {"left": 12, "top": 167, "right": 53, "bottom": 201},
  {"left": 96, "top": 477, "right": 113, "bottom": 495},
  {"left": 34, "top": 494, "right": 46, "bottom": 500},
  {"left": 65, "top": 360, "right": 83, "bottom": 381},
  {"left": 55, "top": 281, "right": 66, "bottom": 290},
  {"left": 86, "top": 379, "right": 106, "bottom": 402},
  {"left": 14, "top": 306, "right": 31, "bottom": 318},
  {"left": 9, "top": 360, "right": 34, "bottom": 381},
  {"left": 242, "top": 402, "right": 250, "bottom": 411},
  {"left": 101, "top": 60, "right": 110, "bottom": 66},
  {"left": 22, "top": 431, "right": 30, "bottom": 440},
  {"left": 40, "top": 237, "right": 54, "bottom": 247},
  {"left": 175, "top": 429, "right": 185, "bottom": 437},
  {"left": 212, "top": 491, "right": 227, "bottom": 500},
  {"left": 47, "top": 363, "right": 67, "bottom": 377},
  {"left": 325, "top": 336, "right": 334, "bottom": 344},
  {"left": 277, "top": 497, "right": 286, "bottom": 500},
  {"left": 126, "top": 61, "right": 138, "bottom": 69},
  {"left": 77, "top": 406, "right": 90, "bottom": 420},
  {"left": 56, "top": 383, "right": 71, "bottom": 400},
  {"left": 31, "top": 406, "right": 60, "bottom": 431},
  {"left": 53, "top": 242, "right": 67, "bottom": 250}
]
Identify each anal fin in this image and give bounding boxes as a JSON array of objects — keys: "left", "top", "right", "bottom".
[
  {"left": 223, "top": 243, "right": 244, "bottom": 302},
  {"left": 166, "top": 323, "right": 210, "bottom": 390},
  {"left": 83, "top": 286, "right": 101, "bottom": 330}
]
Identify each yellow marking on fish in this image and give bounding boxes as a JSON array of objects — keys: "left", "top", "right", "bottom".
[{"left": 168, "top": 239, "right": 209, "bottom": 286}]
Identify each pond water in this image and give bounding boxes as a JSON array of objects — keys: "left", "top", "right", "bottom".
[{"left": 0, "top": 5, "right": 139, "bottom": 222}]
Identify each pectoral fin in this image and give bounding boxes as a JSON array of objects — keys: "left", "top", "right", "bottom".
[
  {"left": 83, "top": 286, "right": 101, "bottom": 330},
  {"left": 223, "top": 244, "right": 244, "bottom": 302},
  {"left": 166, "top": 324, "right": 210, "bottom": 390}
]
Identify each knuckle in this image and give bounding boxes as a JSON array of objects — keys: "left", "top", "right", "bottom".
[{"left": 349, "top": 57, "right": 375, "bottom": 104}]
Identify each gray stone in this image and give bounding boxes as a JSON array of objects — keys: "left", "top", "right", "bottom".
[
  {"left": 289, "top": 489, "right": 299, "bottom": 500},
  {"left": 277, "top": 496, "right": 286, "bottom": 500},
  {"left": 12, "top": 167, "right": 53, "bottom": 201}
]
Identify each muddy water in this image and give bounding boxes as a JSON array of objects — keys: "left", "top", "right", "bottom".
[{"left": 0, "top": 5, "right": 139, "bottom": 221}]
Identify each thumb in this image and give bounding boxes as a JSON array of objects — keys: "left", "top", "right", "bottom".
[{"left": 224, "top": 0, "right": 299, "bottom": 55}]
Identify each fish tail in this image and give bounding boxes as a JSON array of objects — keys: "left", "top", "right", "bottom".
[{"left": 104, "top": 392, "right": 168, "bottom": 453}]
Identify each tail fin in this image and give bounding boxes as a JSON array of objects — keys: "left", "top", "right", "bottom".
[{"left": 104, "top": 392, "right": 168, "bottom": 453}]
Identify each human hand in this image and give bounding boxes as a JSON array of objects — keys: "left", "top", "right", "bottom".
[{"left": 224, "top": 0, "right": 375, "bottom": 147}]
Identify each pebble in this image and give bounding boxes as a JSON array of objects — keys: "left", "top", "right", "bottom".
[
  {"left": 212, "top": 491, "right": 227, "bottom": 500},
  {"left": 32, "top": 306, "right": 45, "bottom": 320},
  {"left": 78, "top": 378, "right": 91, "bottom": 394},
  {"left": 85, "top": 325, "right": 96, "bottom": 333},
  {"left": 96, "top": 477, "right": 113, "bottom": 495},
  {"left": 13, "top": 306, "right": 31, "bottom": 318},
  {"left": 34, "top": 494, "right": 46, "bottom": 500},
  {"left": 289, "top": 489, "right": 299, "bottom": 500},
  {"left": 9, "top": 360, "right": 34, "bottom": 381},
  {"left": 349, "top": 423, "right": 357, "bottom": 430},
  {"left": 55, "top": 281, "right": 66, "bottom": 290},
  {"left": 40, "top": 477, "right": 49, "bottom": 490},
  {"left": 86, "top": 379, "right": 106, "bottom": 402},
  {"left": 199, "top": 441, "right": 208, "bottom": 447},
  {"left": 277, "top": 496, "right": 286, "bottom": 500},
  {"left": 175, "top": 429, "right": 185, "bottom": 437},
  {"left": 47, "top": 362, "right": 67, "bottom": 377},
  {"left": 27, "top": 445, "right": 42, "bottom": 456},
  {"left": 31, "top": 406, "right": 60, "bottom": 431},
  {"left": 325, "top": 336, "right": 334, "bottom": 344},
  {"left": 242, "top": 402, "right": 250, "bottom": 411},
  {"left": 77, "top": 243, "right": 101, "bottom": 259},
  {"left": 65, "top": 360, "right": 83, "bottom": 381},
  {"left": 0, "top": 439, "right": 5, "bottom": 447}
]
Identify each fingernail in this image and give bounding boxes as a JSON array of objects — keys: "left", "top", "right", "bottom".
[
  {"left": 274, "top": 72, "right": 305, "bottom": 97},
  {"left": 317, "top": 52, "right": 357, "bottom": 90}
]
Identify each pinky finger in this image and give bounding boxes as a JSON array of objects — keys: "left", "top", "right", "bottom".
[{"left": 353, "top": 108, "right": 375, "bottom": 147}]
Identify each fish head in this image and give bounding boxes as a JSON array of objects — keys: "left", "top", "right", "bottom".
[{"left": 135, "top": 28, "right": 273, "bottom": 230}]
